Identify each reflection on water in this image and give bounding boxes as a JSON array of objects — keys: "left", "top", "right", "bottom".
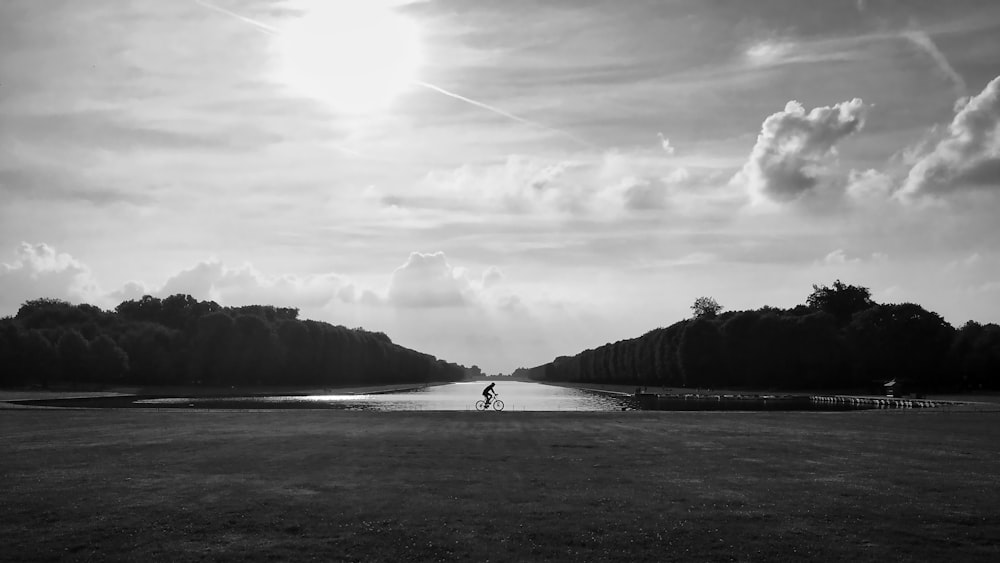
[{"left": 135, "top": 381, "right": 635, "bottom": 412}]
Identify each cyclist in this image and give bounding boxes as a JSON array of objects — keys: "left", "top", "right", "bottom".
[{"left": 482, "top": 382, "right": 496, "bottom": 406}]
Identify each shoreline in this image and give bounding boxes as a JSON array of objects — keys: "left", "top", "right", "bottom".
[
  {"left": 537, "top": 380, "right": 1000, "bottom": 410},
  {"left": 0, "top": 381, "right": 451, "bottom": 409},
  {"left": 537, "top": 379, "right": 1000, "bottom": 400}
]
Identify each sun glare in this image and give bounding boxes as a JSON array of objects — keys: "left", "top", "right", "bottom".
[{"left": 273, "top": 1, "right": 423, "bottom": 114}]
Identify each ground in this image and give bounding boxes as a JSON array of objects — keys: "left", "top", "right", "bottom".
[{"left": 2, "top": 407, "right": 998, "bottom": 561}]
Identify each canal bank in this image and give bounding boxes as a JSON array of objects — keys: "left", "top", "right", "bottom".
[{"left": 538, "top": 381, "right": 968, "bottom": 411}]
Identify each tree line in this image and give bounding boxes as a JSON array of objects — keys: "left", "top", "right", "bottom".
[
  {"left": 519, "top": 281, "right": 1000, "bottom": 392},
  {"left": 0, "top": 295, "right": 466, "bottom": 388}
]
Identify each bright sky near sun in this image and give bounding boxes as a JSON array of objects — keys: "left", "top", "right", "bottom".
[{"left": 2, "top": 0, "right": 1000, "bottom": 373}]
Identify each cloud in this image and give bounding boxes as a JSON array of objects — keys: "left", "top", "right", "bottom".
[
  {"left": 0, "top": 154, "right": 156, "bottom": 207},
  {"left": 155, "top": 259, "right": 361, "bottom": 309},
  {"left": 387, "top": 252, "right": 469, "bottom": 308},
  {"left": 746, "top": 40, "right": 796, "bottom": 66},
  {"left": 742, "top": 38, "right": 859, "bottom": 68},
  {"left": 414, "top": 148, "right": 738, "bottom": 220},
  {"left": 417, "top": 152, "right": 667, "bottom": 216},
  {"left": 605, "top": 176, "right": 669, "bottom": 211},
  {"left": 416, "top": 155, "right": 581, "bottom": 215},
  {"left": 481, "top": 266, "right": 503, "bottom": 289},
  {"left": 0, "top": 243, "right": 516, "bottom": 321},
  {"left": 107, "top": 281, "right": 148, "bottom": 304},
  {"left": 945, "top": 252, "right": 983, "bottom": 273},
  {"left": 159, "top": 261, "right": 224, "bottom": 300},
  {"left": 0, "top": 243, "right": 101, "bottom": 313},
  {"left": 822, "top": 249, "right": 862, "bottom": 265},
  {"left": 846, "top": 168, "right": 895, "bottom": 202},
  {"left": 734, "top": 98, "right": 868, "bottom": 202},
  {"left": 386, "top": 251, "right": 515, "bottom": 310},
  {"left": 900, "top": 75, "right": 1000, "bottom": 198},
  {"left": 657, "top": 133, "right": 675, "bottom": 155}
]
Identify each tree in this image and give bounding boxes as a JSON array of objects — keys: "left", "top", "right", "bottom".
[
  {"left": 806, "top": 280, "right": 874, "bottom": 324},
  {"left": 115, "top": 295, "right": 163, "bottom": 324},
  {"left": 120, "top": 324, "right": 182, "bottom": 385},
  {"left": 23, "top": 330, "right": 59, "bottom": 387},
  {"left": 277, "top": 319, "right": 314, "bottom": 384},
  {"left": 465, "top": 365, "right": 484, "bottom": 380},
  {"left": 678, "top": 318, "right": 725, "bottom": 387},
  {"left": 847, "top": 303, "right": 955, "bottom": 390},
  {"left": 190, "top": 312, "right": 236, "bottom": 385},
  {"left": 16, "top": 298, "right": 110, "bottom": 330},
  {"left": 88, "top": 334, "right": 129, "bottom": 383},
  {"left": 950, "top": 321, "right": 1000, "bottom": 390},
  {"left": 56, "top": 329, "right": 90, "bottom": 384},
  {"left": 691, "top": 296, "right": 723, "bottom": 319},
  {"left": 233, "top": 314, "right": 283, "bottom": 385}
]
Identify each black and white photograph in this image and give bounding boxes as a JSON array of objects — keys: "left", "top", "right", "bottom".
[{"left": 2, "top": 0, "right": 999, "bottom": 560}]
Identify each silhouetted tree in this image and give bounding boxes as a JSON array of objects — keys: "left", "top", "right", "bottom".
[
  {"left": 88, "top": 334, "right": 129, "bottom": 383},
  {"left": 23, "top": 330, "right": 59, "bottom": 387},
  {"left": 691, "top": 296, "right": 723, "bottom": 319},
  {"left": 847, "top": 303, "right": 955, "bottom": 391},
  {"left": 678, "top": 318, "right": 724, "bottom": 387},
  {"left": 233, "top": 314, "right": 283, "bottom": 384},
  {"left": 277, "top": 319, "right": 314, "bottom": 384},
  {"left": 950, "top": 321, "right": 1000, "bottom": 390},
  {"left": 190, "top": 312, "right": 236, "bottom": 384},
  {"left": 56, "top": 329, "right": 90, "bottom": 384},
  {"left": 120, "top": 323, "right": 182, "bottom": 385},
  {"left": 115, "top": 295, "right": 163, "bottom": 324},
  {"left": 0, "top": 323, "right": 21, "bottom": 386},
  {"left": 16, "top": 298, "right": 112, "bottom": 331},
  {"left": 806, "top": 280, "right": 874, "bottom": 325}
]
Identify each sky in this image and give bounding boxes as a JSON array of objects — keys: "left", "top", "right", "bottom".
[{"left": 2, "top": 0, "right": 1000, "bottom": 374}]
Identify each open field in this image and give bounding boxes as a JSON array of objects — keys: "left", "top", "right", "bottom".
[{"left": 2, "top": 409, "right": 999, "bottom": 562}]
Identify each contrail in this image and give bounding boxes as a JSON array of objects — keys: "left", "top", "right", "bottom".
[
  {"left": 413, "top": 81, "right": 593, "bottom": 147},
  {"left": 194, "top": 0, "right": 280, "bottom": 35},
  {"left": 192, "top": 0, "right": 593, "bottom": 148},
  {"left": 901, "top": 29, "right": 967, "bottom": 97}
]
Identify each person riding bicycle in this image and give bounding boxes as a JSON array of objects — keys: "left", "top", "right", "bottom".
[{"left": 482, "top": 382, "right": 496, "bottom": 406}]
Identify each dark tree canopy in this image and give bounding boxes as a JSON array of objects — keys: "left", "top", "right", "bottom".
[
  {"left": 806, "top": 280, "right": 874, "bottom": 324},
  {"left": 522, "top": 280, "right": 996, "bottom": 393},
  {"left": 691, "top": 296, "right": 723, "bottom": 319},
  {"left": 0, "top": 294, "right": 466, "bottom": 389}
]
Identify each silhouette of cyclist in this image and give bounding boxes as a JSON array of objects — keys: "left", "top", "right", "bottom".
[{"left": 482, "top": 382, "right": 496, "bottom": 406}]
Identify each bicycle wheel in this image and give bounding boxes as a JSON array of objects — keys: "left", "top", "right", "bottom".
[
  {"left": 492, "top": 399, "right": 504, "bottom": 411},
  {"left": 475, "top": 400, "right": 486, "bottom": 411}
]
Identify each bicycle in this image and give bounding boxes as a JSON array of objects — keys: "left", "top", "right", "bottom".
[{"left": 475, "top": 394, "right": 504, "bottom": 411}]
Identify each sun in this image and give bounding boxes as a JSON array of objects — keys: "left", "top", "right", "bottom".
[{"left": 272, "top": 1, "right": 423, "bottom": 114}]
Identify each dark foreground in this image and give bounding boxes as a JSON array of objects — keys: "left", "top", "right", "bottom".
[{"left": 2, "top": 409, "right": 998, "bottom": 562}]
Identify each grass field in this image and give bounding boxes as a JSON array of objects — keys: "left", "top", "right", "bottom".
[{"left": 2, "top": 408, "right": 998, "bottom": 561}]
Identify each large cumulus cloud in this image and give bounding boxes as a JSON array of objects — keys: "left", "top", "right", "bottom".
[
  {"left": 385, "top": 251, "right": 513, "bottom": 309},
  {"left": 153, "top": 259, "right": 368, "bottom": 309},
  {"left": 736, "top": 98, "right": 867, "bottom": 202},
  {"left": 415, "top": 150, "right": 725, "bottom": 218},
  {"left": 387, "top": 252, "right": 470, "bottom": 308},
  {"left": 901, "top": 75, "right": 1000, "bottom": 198},
  {"left": 0, "top": 242, "right": 101, "bottom": 313},
  {"left": 0, "top": 244, "right": 374, "bottom": 315}
]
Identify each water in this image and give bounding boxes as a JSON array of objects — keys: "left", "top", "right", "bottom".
[
  {"left": 134, "top": 381, "right": 635, "bottom": 412},
  {"left": 25, "top": 382, "right": 927, "bottom": 411}
]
